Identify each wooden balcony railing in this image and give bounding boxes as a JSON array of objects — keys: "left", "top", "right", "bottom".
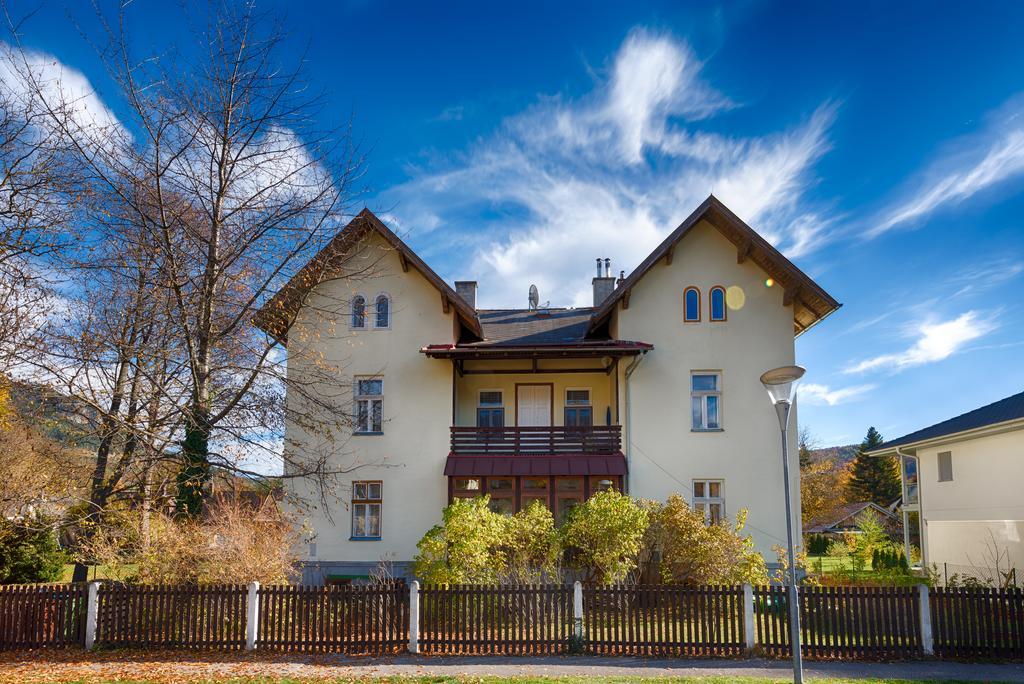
[{"left": 450, "top": 425, "right": 622, "bottom": 455}]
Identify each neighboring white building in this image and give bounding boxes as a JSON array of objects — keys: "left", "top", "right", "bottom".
[
  {"left": 256, "top": 196, "right": 841, "bottom": 583},
  {"left": 867, "top": 391, "right": 1024, "bottom": 582}
]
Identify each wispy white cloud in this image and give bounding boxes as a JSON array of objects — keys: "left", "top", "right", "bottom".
[
  {"left": 800, "top": 382, "right": 876, "bottom": 406},
  {"left": 0, "top": 41, "right": 125, "bottom": 148},
  {"left": 947, "top": 256, "right": 1024, "bottom": 298},
  {"left": 381, "top": 28, "right": 837, "bottom": 307},
  {"left": 844, "top": 311, "right": 997, "bottom": 374},
  {"left": 870, "top": 95, "right": 1024, "bottom": 237}
]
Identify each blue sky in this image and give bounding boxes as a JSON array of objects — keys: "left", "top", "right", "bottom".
[{"left": 13, "top": 1, "right": 1024, "bottom": 447}]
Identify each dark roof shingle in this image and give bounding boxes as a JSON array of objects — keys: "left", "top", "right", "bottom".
[
  {"left": 872, "top": 390, "right": 1024, "bottom": 452},
  {"left": 471, "top": 308, "right": 595, "bottom": 346}
]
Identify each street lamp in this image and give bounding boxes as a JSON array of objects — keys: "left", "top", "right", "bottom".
[{"left": 760, "top": 364, "right": 806, "bottom": 684}]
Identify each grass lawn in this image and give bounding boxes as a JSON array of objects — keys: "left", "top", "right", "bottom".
[
  {"left": 59, "top": 564, "right": 137, "bottom": 582},
  {"left": 807, "top": 555, "right": 873, "bottom": 574}
]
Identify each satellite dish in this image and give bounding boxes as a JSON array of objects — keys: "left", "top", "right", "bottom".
[{"left": 528, "top": 284, "right": 539, "bottom": 310}]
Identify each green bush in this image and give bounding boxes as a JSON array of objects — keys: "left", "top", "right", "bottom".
[
  {"left": 0, "top": 518, "right": 67, "bottom": 584},
  {"left": 807, "top": 534, "right": 829, "bottom": 555},
  {"left": 561, "top": 490, "right": 650, "bottom": 585}
]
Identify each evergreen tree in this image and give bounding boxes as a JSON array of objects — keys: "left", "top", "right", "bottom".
[{"left": 846, "top": 427, "right": 902, "bottom": 506}]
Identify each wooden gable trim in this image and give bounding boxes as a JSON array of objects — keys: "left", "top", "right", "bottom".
[
  {"left": 737, "top": 239, "right": 752, "bottom": 264},
  {"left": 587, "top": 195, "right": 840, "bottom": 337},
  {"left": 665, "top": 244, "right": 675, "bottom": 266},
  {"left": 254, "top": 208, "right": 483, "bottom": 344}
]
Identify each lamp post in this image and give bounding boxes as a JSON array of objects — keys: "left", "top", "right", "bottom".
[{"left": 760, "top": 364, "right": 806, "bottom": 684}]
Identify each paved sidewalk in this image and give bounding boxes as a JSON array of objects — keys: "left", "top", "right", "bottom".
[{"left": 2, "top": 651, "right": 1024, "bottom": 682}]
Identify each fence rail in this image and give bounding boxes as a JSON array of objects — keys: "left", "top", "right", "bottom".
[
  {"left": 754, "top": 585, "right": 921, "bottom": 659},
  {"left": 584, "top": 585, "right": 745, "bottom": 656},
  {"left": 931, "top": 587, "right": 1024, "bottom": 659},
  {"left": 1, "top": 581, "right": 1023, "bottom": 660},
  {"left": 0, "top": 583, "right": 86, "bottom": 650},
  {"left": 419, "top": 584, "right": 572, "bottom": 654},
  {"left": 258, "top": 584, "right": 407, "bottom": 654},
  {"left": 96, "top": 583, "right": 247, "bottom": 649}
]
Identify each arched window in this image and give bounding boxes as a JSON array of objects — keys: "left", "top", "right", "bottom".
[
  {"left": 683, "top": 287, "right": 701, "bottom": 322},
  {"left": 375, "top": 294, "right": 390, "bottom": 328},
  {"left": 351, "top": 295, "right": 366, "bottom": 328},
  {"left": 709, "top": 286, "right": 726, "bottom": 322}
]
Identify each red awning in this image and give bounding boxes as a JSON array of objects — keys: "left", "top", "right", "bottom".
[{"left": 444, "top": 453, "right": 627, "bottom": 477}]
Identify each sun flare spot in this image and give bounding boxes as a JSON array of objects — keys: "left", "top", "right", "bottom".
[{"left": 726, "top": 285, "right": 745, "bottom": 310}]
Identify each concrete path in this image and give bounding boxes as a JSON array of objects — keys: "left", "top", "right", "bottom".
[{"left": 3, "top": 652, "right": 1024, "bottom": 682}]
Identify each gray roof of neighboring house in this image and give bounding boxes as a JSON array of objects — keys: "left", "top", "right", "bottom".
[
  {"left": 470, "top": 308, "right": 596, "bottom": 346},
  {"left": 872, "top": 390, "right": 1024, "bottom": 452},
  {"left": 806, "top": 501, "right": 897, "bottom": 534}
]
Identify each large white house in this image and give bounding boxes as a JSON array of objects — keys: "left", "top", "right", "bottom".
[
  {"left": 256, "top": 196, "right": 840, "bottom": 583},
  {"left": 867, "top": 391, "right": 1024, "bottom": 583}
]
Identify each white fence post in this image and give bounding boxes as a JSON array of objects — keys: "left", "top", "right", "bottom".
[
  {"left": 408, "top": 580, "right": 420, "bottom": 654},
  {"left": 573, "top": 581, "right": 583, "bottom": 642},
  {"left": 245, "top": 581, "right": 260, "bottom": 651},
  {"left": 743, "top": 583, "right": 756, "bottom": 654},
  {"left": 918, "top": 584, "right": 933, "bottom": 656},
  {"left": 84, "top": 582, "right": 100, "bottom": 650}
]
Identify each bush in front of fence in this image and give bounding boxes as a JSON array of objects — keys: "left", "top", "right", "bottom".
[{"left": 413, "top": 491, "right": 779, "bottom": 589}]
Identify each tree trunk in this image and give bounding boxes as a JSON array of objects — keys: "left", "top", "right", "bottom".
[{"left": 176, "top": 408, "right": 211, "bottom": 516}]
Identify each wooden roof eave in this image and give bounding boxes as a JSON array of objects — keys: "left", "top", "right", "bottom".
[
  {"left": 253, "top": 208, "right": 483, "bottom": 346},
  {"left": 588, "top": 195, "right": 841, "bottom": 337}
]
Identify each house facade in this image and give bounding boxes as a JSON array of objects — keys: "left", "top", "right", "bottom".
[
  {"left": 867, "top": 391, "right": 1024, "bottom": 582},
  {"left": 257, "top": 196, "right": 840, "bottom": 583}
]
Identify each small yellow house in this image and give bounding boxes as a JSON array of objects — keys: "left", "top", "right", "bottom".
[
  {"left": 256, "top": 196, "right": 840, "bottom": 583},
  {"left": 867, "top": 391, "right": 1024, "bottom": 584}
]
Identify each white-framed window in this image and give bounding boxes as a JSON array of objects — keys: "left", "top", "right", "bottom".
[
  {"left": 350, "top": 294, "right": 367, "bottom": 329},
  {"left": 351, "top": 481, "right": 382, "bottom": 539},
  {"left": 691, "top": 372, "right": 722, "bottom": 430},
  {"left": 477, "top": 390, "right": 504, "bottom": 427},
  {"left": 937, "top": 451, "right": 953, "bottom": 482},
  {"left": 374, "top": 293, "right": 391, "bottom": 329},
  {"left": 565, "top": 388, "right": 592, "bottom": 427},
  {"left": 354, "top": 377, "right": 383, "bottom": 433},
  {"left": 693, "top": 479, "right": 724, "bottom": 524}
]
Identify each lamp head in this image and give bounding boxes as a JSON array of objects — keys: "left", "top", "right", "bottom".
[{"left": 760, "top": 365, "right": 806, "bottom": 406}]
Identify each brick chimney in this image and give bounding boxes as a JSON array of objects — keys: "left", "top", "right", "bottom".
[
  {"left": 592, "top": 258, "right": 616, "bottom": 307},
  {"left": 455, "top": 281, "right": 477, "bottom": 309}
]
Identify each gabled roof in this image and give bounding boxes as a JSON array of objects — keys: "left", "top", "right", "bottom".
[
  {"left": 254, "top": 208, "right": 482, "bottom": 344},
  {"left": 588, "top": 195, "right": 841, "bottom": 336},
  {"left": 805, "top": 501, "right": 897, "bottom": 534},
  {"left": 868, "top": 390, "right": 1024, "bottom": 455}
]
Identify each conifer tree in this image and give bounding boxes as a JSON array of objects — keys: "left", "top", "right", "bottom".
[{"left": 846, "top": 427, "right": 902, "bottom": 506}]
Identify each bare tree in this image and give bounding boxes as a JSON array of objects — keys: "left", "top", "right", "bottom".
[
  {"left": 0, "top": 31, "right": 81, "bottom": 368},
  {"left": 15, "top": 1, "right": 374, "bottom": 526}
]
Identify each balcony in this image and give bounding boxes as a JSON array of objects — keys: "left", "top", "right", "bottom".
[{"left": 450, "top": 425, "right": 622, "bottom": 455}]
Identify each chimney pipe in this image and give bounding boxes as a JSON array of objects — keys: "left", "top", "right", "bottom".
[
  {"left": 455, "top": 281, "right": 477, "bottom": 310},
  {"left": 592, "top": 257, "right": 616, "bottom": 307}
]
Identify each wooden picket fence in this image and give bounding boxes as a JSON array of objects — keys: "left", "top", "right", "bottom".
[
  {"left": 584, "top": 585, "right": 746, "bottom": 656},
  {"left": 2, "top": 581, "right": 1024, "bottom": 660},
  {"left": 754, "top": 585, "right": 921, "bottom": 659},
  {"left": 931, "top": 587, "right": 1024, "bottom": 659},
  {"left": 257, "top": 583, "right": 407, "bottom": 654},
  {"left": 0, "top": 583, "right": 86, "bottom": 650},
  {"left": 419, "top": 584, "right": 572, "bottom": 654},
  {"left": 96, "top": 583, "right": 248, "bottom": 649}
]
